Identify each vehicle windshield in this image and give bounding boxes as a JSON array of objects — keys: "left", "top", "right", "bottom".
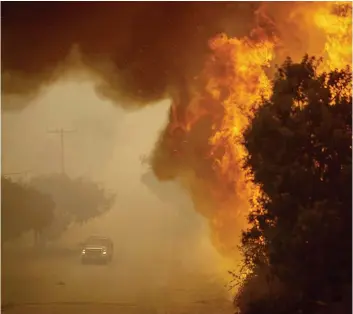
[{"left": 85, "top": 237, "right": 110, "bottom": 247}]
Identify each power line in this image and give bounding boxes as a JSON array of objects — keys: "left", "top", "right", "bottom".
[{"left": 47, "top": 128, "right": 77, "bottom": 175}]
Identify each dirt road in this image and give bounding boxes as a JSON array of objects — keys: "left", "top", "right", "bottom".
[{"left": 2, "top": 250, "right": 234, "bottom": 314}]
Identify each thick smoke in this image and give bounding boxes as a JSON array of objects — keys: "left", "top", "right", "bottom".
[
  {"left": 2, "top": 2, "right": 339, "bottom": 108},
  {"left": 2, "top": 2, "right": 262, "bottom": 109},
  {"left": 2, "top": 2, "right": 341, "bottom": 259}
]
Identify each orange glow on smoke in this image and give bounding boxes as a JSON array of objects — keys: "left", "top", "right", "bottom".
[{"left": 155, "top": 2, "right": 352, "bottom": 261}]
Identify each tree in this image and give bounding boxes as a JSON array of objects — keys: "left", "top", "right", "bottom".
[
  {"left": 237, "top": 56, "right": 352, "bottom": 313},
  {"left": 29, "top": 174, "right": 115, "bottom": 241},
  {"left": 1, "top": 176, "right": 54, "bottom": 242}
]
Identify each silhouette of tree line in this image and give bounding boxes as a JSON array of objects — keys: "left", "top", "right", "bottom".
[
  {"left": 235, "top": 56, "right": 352, "bottom": 314},
  {"left": 2, "top": 174, "right": 114, "bottom": 245}
]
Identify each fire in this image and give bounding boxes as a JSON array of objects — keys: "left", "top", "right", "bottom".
[
  {"left": 152, "top": 2, "right": 351, "bottom": 262},
  {"left": 158, "top": 30, "right": 275, "bottom": 258},
  {"left": 314, "top": 2, "right": 352, "bottom": 71},
  {"left": 205, "top": 32, "right": 274, "bottom": 253},
  {"left": 207, "top": 32, "right": 274, "bottom": 186}
]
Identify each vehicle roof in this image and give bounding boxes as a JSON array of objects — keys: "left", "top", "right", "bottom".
[{"left": 85, "top": 236, "right": 112, "bottom": 242}]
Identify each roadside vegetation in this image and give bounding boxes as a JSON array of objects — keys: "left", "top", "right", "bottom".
[
  {"left": 235, "top": 56, "right": 352, "bottom": 314},
  {"left": 2, "top": 174, "right": 115, "bottom": 247}
]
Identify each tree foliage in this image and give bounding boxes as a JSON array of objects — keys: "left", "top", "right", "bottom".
[
  {"left": 237, "top": 56, "right": 352, "bottom": 313},
  {"left": 29, "top": 174, "right": 115, "bottom": 241},
  {"left": 1, "top": 176, "right": 54, "bottom": 242}
]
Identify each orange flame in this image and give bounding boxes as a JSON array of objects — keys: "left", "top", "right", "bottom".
[
  {"left": 314, "top": 2, "right": 352, "bottom": 71},
  {"left": 154, "top": 2, "right": 352, "bottom": 262}
]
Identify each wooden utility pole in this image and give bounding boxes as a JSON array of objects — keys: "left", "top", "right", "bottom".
[{"left": 47, "top": 128, "right": 76, "bottom": 175}]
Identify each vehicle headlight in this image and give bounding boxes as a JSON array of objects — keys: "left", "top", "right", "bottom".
[
  {"left": 102, "top": 251, "right": 107, "bottom": 255},
  {"left": 82, "top": 249, "right": 86, "bottom": 254}
]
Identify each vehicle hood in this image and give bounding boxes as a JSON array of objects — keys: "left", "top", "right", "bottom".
[{"left": 83, "top": 246, "right": 107, "bottom": 250}]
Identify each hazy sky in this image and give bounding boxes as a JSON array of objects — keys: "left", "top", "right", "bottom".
[
  {"left": 2, "top": 74, "right": 168, "bottom": 184},
  {"left": 2, "top": 69, "right": 225, "bottom": 276}
]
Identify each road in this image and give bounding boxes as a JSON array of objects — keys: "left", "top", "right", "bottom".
[{"left": 2, "top": 249, "right": 235, "bottom": 314}]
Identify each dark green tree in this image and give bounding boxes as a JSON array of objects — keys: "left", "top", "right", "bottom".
[
  {"left": 1, "top": 176, "right": 54, "bottom": 242},
  {"left": 237, "top": 56, "right": 352, "bottom": 313}
]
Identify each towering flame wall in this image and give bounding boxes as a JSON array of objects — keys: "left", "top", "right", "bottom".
[{"left": 150, "top": 2, "right": 352, "bottom": 259}]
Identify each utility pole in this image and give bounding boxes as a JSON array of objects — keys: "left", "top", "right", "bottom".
[{"left": 47, "top": 128, "right": 77, "bottom": 175}]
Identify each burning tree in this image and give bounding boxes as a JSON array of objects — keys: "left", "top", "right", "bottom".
[
  {"left": 237, "top": 56, "right": 352, "bottom": 313},
  {"left": 149, "top": 2, "right": 352, "bottom": 260}
]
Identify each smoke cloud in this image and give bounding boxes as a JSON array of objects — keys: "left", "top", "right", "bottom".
[
  {"left": 2, "top": 2, "right": 340, "bottom": 108},
  {"left": 2, "top": 2, "right": 262, "bottom": 107},
  {"left": 3, "top": 2, "right": 347, "bottom": 259}
]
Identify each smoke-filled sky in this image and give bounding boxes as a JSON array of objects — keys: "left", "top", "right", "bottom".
[
  {"left": 2, "top": 70, "right": 162, "bottom": 181},
  {"left": 2, "top": 77, "right": 228, "bottom": 304},
  {"left": 3, "top": 2, "right": 256, "bottom": 273},
  {"left": 3, "top": 1, "right": 328, "bottom": 108},
  {"left": 2, "top": 2, "right": 348, "bottom": 108},
  {"left": 2, "top": 62, "right": 222, "bottom": 277},
  {"left": 2, "top": 1, "right": 351, "bottom": 264},
  {"left": 2, "top": 2, "right": 260, "bottom": 106}
]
